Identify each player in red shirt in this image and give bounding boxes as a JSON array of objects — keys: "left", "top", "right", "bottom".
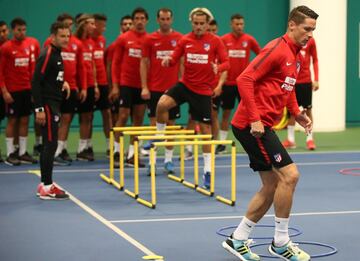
[
  {"left": 105, "top": 15, "right": 132, "bottom": 128},
  {"left": 74, "top": 14, "right": 98, "bottom": 161},
  {"left": 216, "top": 14, "right": 261, "bottom": 154},
  {"left": 44, "top": 13, "right": 87, "bottom": 165},
  {"left": 109, "top": 7, "right": 149, "bottom": 167},
  {"left": 140, "top": 8, "right": 183, "bottom": 174},
  {"left": 93, "top": 14, "right": 111, "bottom": 156},
  {"left": 0, "top": 18, "right": 38, "bottom": 166},
  {"left": 282, "top": 37, "right": 319, "bottom": 150},
  {"left": 0, "top": 20, "right": 9, "bottom": 162},
  {"left": 159, "top": 7, "right": 230, "bottom": 189},
  {"left": 223, "top": 6, "right": 318, "bottom": 261}
]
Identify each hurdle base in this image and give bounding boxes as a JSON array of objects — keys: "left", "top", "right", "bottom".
[
  {"left": 100, "top": 173, "right": 112, "bottom": 184},
  {"left": 216, "top": 195, "right": 235, "bottom": 206},
  {"left": 137, "top": 198, "right": 156, "bottom": 209},
  {"left": 196, "top": 187, "right": 213, "bottom": 197},
  {"left": 182, "top": 180, "right": 196, "bottom": 189},
  {"left": 168, "top": 174, "right": 183, "bottom": 183},
  {"left": 124, "top": 189, "right": 138, "bottom": 199},
  {"left": 100, "top": 174, "right": 123, "bottom": 190}
]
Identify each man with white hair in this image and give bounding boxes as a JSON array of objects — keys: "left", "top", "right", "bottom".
[{"left": 156, "top": 7, "right": 230, "bottom": 188}]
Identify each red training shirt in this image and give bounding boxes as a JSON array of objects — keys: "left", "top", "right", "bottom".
[{"left": 92, "top": 35, "right": 108, "bottom": 85}]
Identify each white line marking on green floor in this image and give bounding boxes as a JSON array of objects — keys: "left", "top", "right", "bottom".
[
  {"left": 109, "top": 210, "right": 360, "bottom": 223},
  {"left": 27, "top": 170, "right": 163, "bottom": 260}
]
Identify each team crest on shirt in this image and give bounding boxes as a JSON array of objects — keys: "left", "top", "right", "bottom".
[
  {"left": 242, "top": 41, "right": 248, "bottom": 48},
  {"left": 274, "top": 153, "right": 282, "bottom": 163},
  {"left": 99, "top": 42, "right": 104, "bottom": 48},
  {"left": 296, "top": 61, "right": 301, "bottom": 73},
  {"left": 88, "top": 44, "right": 93, "bottom": 50},
  {"left": 30, "top": 45, "right": 35, "bottom": 51},
  {"left": 72, "top": 44, "right": 77, "bottom": 50},
  {"left": 203, "top": 43, "right": 210, "bottom": 51},
  {"left": 171, "top": 39, "right": 177, "bottom": 47},
  {"left": 24, "top": 48, "right": 30, "bottom": 55}
]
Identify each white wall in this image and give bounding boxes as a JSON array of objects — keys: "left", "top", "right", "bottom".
[{"left": 290, "top": 0, "right": 347, "bottom": 131}]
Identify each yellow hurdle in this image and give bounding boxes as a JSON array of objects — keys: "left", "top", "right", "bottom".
[
  {"left": 137, "top": 140, "right": 236, "bottom": 208},
  {"left": 100, "top": 125, "right": 185, "bottom": 190},
  {"left": 126, "top": 134, "right": 212, "bottom": 205}
]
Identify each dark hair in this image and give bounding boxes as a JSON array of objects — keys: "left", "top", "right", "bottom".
[
  {"left": 288, "top": 5, "right": 318, "bottom": 24},
  {"left": 157, "top": 7, "right": 173, "bottom": 18},
  {"left": 93, "top": 13, "right": 107, "bottom": 21},
  {"left": 132, "top": 7, "right": 148, "bottom": 20},
  {"left": 231, "top": 13, "right": 244, "bottom": 21},
  {"left": 50, "top": 21, "right": 69, "bottom": 35},
  {"left": 0, "top": 21, "right": 7, "bottom": 27},
  {"left": 11, "top": 17, "right": 26, "bottom": 29},
  {"left": 120, "top": 15, "right": 132, "bottom": 24},
  {"left": 209, "top": 19, "right": 217, "bottom": 26},
  {"left": 57, "top": 13, "right": 73, "bottom": 22}
]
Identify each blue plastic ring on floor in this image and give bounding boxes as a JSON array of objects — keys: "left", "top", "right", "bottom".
[
  {"left": 216, "top": 224, "right": 302, "bottom": 240},
  {"left": 250, "top": 241, "right": 338, "bottom": 258}
]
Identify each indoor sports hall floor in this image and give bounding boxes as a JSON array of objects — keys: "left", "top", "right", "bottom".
[{"left": 1, "top": 147, "right": 359, "bottom": 260}]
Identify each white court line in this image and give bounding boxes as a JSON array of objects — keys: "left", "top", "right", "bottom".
[
  {"left": 27, "top": 170, "right": 162, "bottom": 260},
  {"left": 110, "top": 210, "right": 360, "bottom": 224},
  {"left": 1, "top": 160, "right": 360, "bottom": 175}
]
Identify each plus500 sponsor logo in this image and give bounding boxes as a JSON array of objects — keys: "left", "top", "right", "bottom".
[{"left": 281, "top": 76, "right": 296, "bottom": 91}]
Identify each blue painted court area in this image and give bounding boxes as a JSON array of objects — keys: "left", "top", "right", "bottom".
[{"left": 1, "top": 151, "right": 360, "bottom": 260}]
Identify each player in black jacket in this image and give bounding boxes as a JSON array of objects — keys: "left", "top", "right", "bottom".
[{"left": 31, "top": 22, "right": 71, "bottom": 200}]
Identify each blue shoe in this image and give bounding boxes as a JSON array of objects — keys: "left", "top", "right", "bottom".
[
  {"left": 222, "top": 235, "right": 260, "bottom": 261},
  {"left": 202, "top": 172, "right": 211, "bottom": 189},
  {"left": 142, "top": 141, "right": 153, "bottom": 151},
  {"left": 164, "top": 161, "right": 175, "bottom": 174},
  {"left": 146, "top": 164, "right": 157, "bottom": 176},
  {"left": 268, "top": 240, "right": 310, "bottom": 261}
]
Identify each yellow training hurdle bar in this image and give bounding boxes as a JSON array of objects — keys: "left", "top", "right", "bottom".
[
  {"left": 124, "top": 134, "right": 213, "bottom": 207},
  {"left": 99, "top": 126, "right": 194, "bottom": 190},
  {"left": 134, "top": 139, "right": 236, "bottom": 209}
]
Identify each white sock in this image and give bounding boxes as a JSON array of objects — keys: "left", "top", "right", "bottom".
[
  {"left": 156, "top": 122, "right": 166, "bottom": 132},
  {"left": 219, "top": 130, "right": 228, "bottom": 140},
  {"left": 306, "top": 132, "right": 313, "bottom": 141},
  {"left": 164, "top": 149, "right": 173, "bottom": 163},
  {"left": 19, "top": 136, "right": 27, "bottom": 156},
  {"left": 63, "top": 140, "right": 68, "bottom": 149},
  {"left": 55, "top": 140, "right": 65, "bottom": 157},
  {"left": 274, "top": 217, "right": 290, "bottom": 247},
  {"left": 233, "top": 217, "right": 257, "bottom": 240},
  {"left": 87, "top": 139, "right": 92, "bottom": 149},
  {"left": 6, "top": 137, "right": 15, "bottom": 156},
  {"left": 78, "top": 139, "right": 87, "bottom": 153},
  {"left": 35, "top": 136, "right": 42, "bottom": 146},
  {"left": 203, "top": 153, "right": 211, "bottom": 173},
  {"left": 287, "top": 125, "right": 295, "bottom": 143},
  {"left": 186, "top": 145, "right": 193, "bottom": 153},
  {"left": 127, "top": 145, "right": 134, "bottom": 159},
  {"left": 114, "top": 141, "right": 120, "bottom": 153}
]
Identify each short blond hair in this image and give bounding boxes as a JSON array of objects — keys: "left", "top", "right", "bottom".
[{"left": 189, "top": 7, "right": 213, "bottom": 22}]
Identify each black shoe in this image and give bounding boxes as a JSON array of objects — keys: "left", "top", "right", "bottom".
[
  {"left": 61, "top": 149, "right": 72, "bottom": 162},
  {"left": 86, "top": 147, "right": 95, "bottom": 161},
  {"left": 76, "top": 150, "right": 93, "bottom": 161},
  {"left": 18, "top": 152, "right": 38, "bottom": 164},
  {"left": 33, "top": 144, "right": 43, "bottom": 157},
  {"left": 14, "top": 147, "right": 19, "bottom": 157},
  {"left": 5, "top": 152, "right": 21, "bottom": 166},
  {"left": 113, "top": 152, "right": 120, "bottom": 168},
  {"left": 0, "top": 151, "right": 3, "bottom": 163},
  {"left": 106, "top": 149, "right": 110, "bottom": 159},
  {"left": 125, "top": 155, "right": 145, "bottom": 168},
  {"left": 54, "top": 156, "right": 71, "bottom": 166},
  {"left": 215, "top": 144, "right": 226, "bottom": 154}
]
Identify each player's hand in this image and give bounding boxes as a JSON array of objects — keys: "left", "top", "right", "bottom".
[
  {"left": 62, "top": 81, "right": 71, "bottom": 100},
  {"left": 78, "top": 89, "right": 87, "bottom": 103},
  {"left": 250, "top": 120, "right": 265, "bottom": 138},
  {"left": 141, "top": 87, "right": 150, "bottom": 100},
  {"left": 161, "top": 57, "right": 171, "bottom": 67},
  {"left": 108, "top": 85, "right": 119, "bottom": 102},
  {"left": 2, "top": 90, "right": 14, "bottom": 104},
  {"left": 212, "top": 86, "right": 222, "bottom": 97},
  {"left": 94, "top": 86, "right": 100, "bottom": 101},
  {"left": 312, "top": 81, "right": 319, "bottom": 91},
  {"left": 211, "top": 62, "right": 218, "bottom": 75},
  {"left": 295, "top": 110, "right": 312, "bottom": 135},
  {"left": 35, "top": 111, "right": 46, "bottom": 126}
]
